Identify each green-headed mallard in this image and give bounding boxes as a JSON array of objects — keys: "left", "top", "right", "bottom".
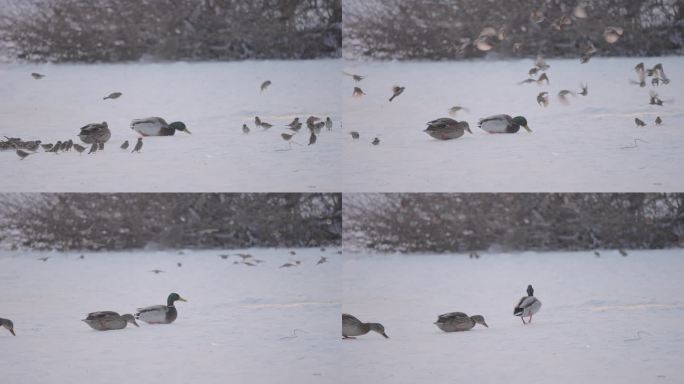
[
  {"left": 78, "top": 122, "right": 111, "bottom": 144},
  {"left": 342, "top": 313, "right": 389, "bottom": 339},
  {"left": 82, "top": 311, "right": 139, "bottom": 331},
  {"left": 135, "top": 293, "right": 187, "bottom": 324},
  {"left": 514, "top": 285, "right": 542, "bottom": 324},
  {"left": 424, "top": 118, "right": 472, "bottom": 140},
  {"left": 434, "top": 312, "right": 488, "bottom": 332},
  {"left": 478, "top": 114, "right": 531, "bottom": 133},
  {"left": 0, "top": 317, "right": 15, "bottom": 336},
  {"left": 130, "top": 117, "right": 190, "bottom": 136}
]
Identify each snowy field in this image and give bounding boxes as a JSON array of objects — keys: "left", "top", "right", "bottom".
[
  {"left": 0, "top": 248, "right": 340, "bottom": 384},
  {"left": 342, "top": 56, "right": 684, "bottom": 192},
  {"left": 0, "top": 60, "right": 341, "bottom": 192},
  {"left": 340, "top": 249, "right": 684, "bottom": 384}
]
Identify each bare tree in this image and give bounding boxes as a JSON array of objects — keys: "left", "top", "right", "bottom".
[
  {"left": 0, "top": 193, "right": 341, "bottom": 250},
  {"left": 343, "top": 0, "right": 683, "bottom": 60},
  {"left": 344, "top": 193, "right": 684, "bottom": 252},
  {"left": 0, "top": 0, "right": 341, "bottom": 62}
]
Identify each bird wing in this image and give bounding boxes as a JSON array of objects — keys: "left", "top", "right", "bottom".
[
  {"left": 342, "top": 313, "right": 363, "bottom": 326},
  {"left": 86, "top": 311, "right": 119, "bottom": 320},
  {"left": 436, "top": 312, "right": 468, "bottom": 322},
  {"left": 131, "top": 117, "right": 167, "bottom": 129}
]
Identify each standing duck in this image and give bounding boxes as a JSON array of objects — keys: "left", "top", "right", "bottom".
[
  {"left": 514, "top": 285, "right": 542, "bottom": 324},
  {"left": 135, "top": 293, "right": 187, "bottom": 324},
  {"left": 131, "top": 117, "right": 191, "bottom": 136},
  {"left": 424, "top": 118, "right": 472, "bottom": 140},
  {"left": 478, "top": 114, "right": 531, "bottom": 133},
  {"left": 342, "top": 313, "right": 389, "bottom": 339},
  {"left": 0, "top": 318, "right": 15, "bottom": 336},
  {"left": 78, "top": 122, "right": 111, "bottom": 144},
  {"left": 82, "top": 311, "right": 139, "bottom": 331},
  {"left": 434, "top": 312, "right": 488, "bottom": 332}
]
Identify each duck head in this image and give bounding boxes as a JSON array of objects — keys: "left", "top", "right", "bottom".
[
  {"left": 167, "top": 292, "right": 188, "bottom": 306},
  {"left": 462, "top": 121, "right": 473, "bottom": 134},
  {"left": 170, "top": 121, "right": 191, "bottom": 134},
  {"left": 122, "top": 314, "right": 139, "bottom": 327},
  {"left": 513, "top": 116, "right": 531, "bottom": 132},
  {"left": 470, "top": 315, "right": 489, "bottom": 328},
  {"left": 369, "top": 323, "right": 389, "bottom": 338},
  {"left": 527, "top": 285, "right": 534, "bottom": 296}
]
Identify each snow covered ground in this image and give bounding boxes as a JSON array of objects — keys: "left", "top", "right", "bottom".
[
  {"left": 340, "top": 249, "right": 684, "bottom": 384},
  {"left": 0, "top": 248, "right": 340, "bottom": 384},
  {"left": 0, "top": 60, "right": 341, "bottom": 192},
  {"left": 342, "top": 56, "right": 684, "bottom": 192}
]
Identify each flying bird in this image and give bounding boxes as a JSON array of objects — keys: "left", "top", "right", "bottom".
[
  {"left": 372, "top": 137, "right": 380, "bottom": 145},
  {"left": 350, "top": 131, "right": 360, "bottom": 140},
  {"left": 389, "top": 86, "right": 405, "bottom": 102},
  {"left": 352, "top": 87, "right": 365, "bottom": 98},
  {"left": 260, "top": 80, "right": 271, "bottom": 92},
  {"left": 603, "top": 26, "right": 623, "bottom": 44},
  {"left": 131, "top": 137, "right": 143, "bottom": 153},
  {"left": 557, "top": 90, "right": 575, "bottom": 105},
  {"left": 103, "top": 92, "right": 122, "bottom": 100},
  {"left": 31, "top": 72, "right": 45, "bottom": 79},
  {"left": 448, "top": 106, "right": 469, "bottom": 116},
  {"left": 634, "top": 118, "right": 646, "bottom": 127},
  {"left": 579, "top": 83, "right": 588, "bottom": 96},
  {"left": 537, "top": 92, "right": 549, "bottom": 107},
  {"left": 343, "top": 72, "right": 366, "bottom": 82}
]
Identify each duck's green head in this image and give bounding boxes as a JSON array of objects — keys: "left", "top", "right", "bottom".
[
  {"left": 167, "top": 292, "right": 187, "bottom": 306},
  {"left": 513, "top": 116, "right": 531, "bottom": 132},
  {"left": 170, "top": 121, "right": 191, "bottom": 135}
]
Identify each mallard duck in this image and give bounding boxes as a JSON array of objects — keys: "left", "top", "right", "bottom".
[
  {"left": 131, "top": 117, "right": 190, "bottom": 136},
  {"left": 424, "top": 118, "right": 472, "bottom": 140},
  {"left": 135, "top": 293, "right": 187, "bottom": 324},
  {"left": 78, "top": 122, "right": 111, "bottom": 144},
  {"left": 478, "top": 115, "right": 531, "bottom": 133},
  {"left": 514, "top": 285, "right": 542, "bottom": 324},
  {"left": 342, "top": 313, "right": 389, "bottom": 339},
  {"left": 434, "top": 312, "right": 488, "bottom": 332},
  {"left": 82, "top": 311, "right": 139, "bottom": 331},
  {"left": 0, "top": 317, "right": 15, "bottom": 336}
]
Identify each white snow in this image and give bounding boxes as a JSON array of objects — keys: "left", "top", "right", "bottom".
[
  {"left": 0, "top": 248, "right": 341, "bottom": 384},
  {"left": 0, "top": 60, "right": 341, "bottom": 192},
  {"left": 342, "top": 56, "right": 684, "bottom": 192},
  {"left": 341, "top": 249, "right": 684, "bottom": 384}
]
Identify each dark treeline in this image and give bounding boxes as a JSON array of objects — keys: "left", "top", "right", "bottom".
[
  {"left": 343, "top": 194, "right": 684, "bottom": 253},
  {"left": 0, "top": 0, "right": 341, "bottom": 62},
  {"left": 343, "top": 0, "right": 684, "bottom": 60},
  {"left": 0, "top": 193, "right": 342, "bottom": 250}
]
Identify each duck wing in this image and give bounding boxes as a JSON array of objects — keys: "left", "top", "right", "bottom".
[
  {"left": 436, "top": 312, "right": 468, "bottom": 323},
  {"left": 342, "top": 313, "right": 363, "bottom": 326},
  {"left": 85, "top": 311, "right": 120, "bottom": 320}
]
